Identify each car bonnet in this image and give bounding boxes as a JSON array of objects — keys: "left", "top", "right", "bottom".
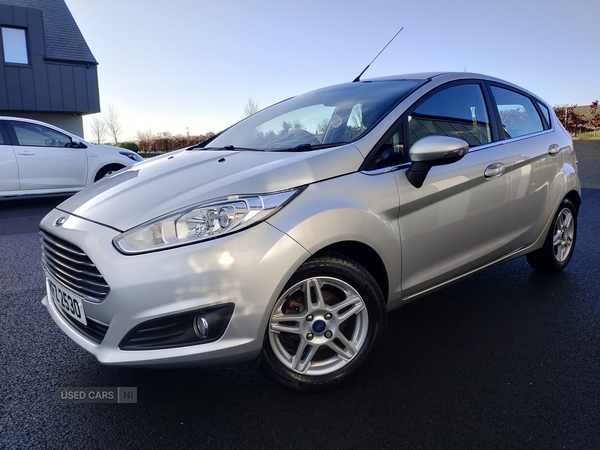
[{"left": 55, "top": 144, "right": 364, "bottom": 231}]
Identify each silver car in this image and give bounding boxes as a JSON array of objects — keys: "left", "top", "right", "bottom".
[{"left": 40, "top": 72, "right": 581, "bottom": 391}]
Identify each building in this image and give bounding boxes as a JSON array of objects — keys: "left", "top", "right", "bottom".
[{"left": 0, "top": 0, "right": 99, "bottom": 136}]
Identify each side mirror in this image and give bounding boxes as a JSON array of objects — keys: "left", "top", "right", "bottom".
[
  {"left": 70, "top": 138, "right": 87, "bottom": 149},
  {"left": 406, "top": 135, "right": 469, "bottom": 188}
]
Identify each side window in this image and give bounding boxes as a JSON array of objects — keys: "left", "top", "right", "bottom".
[
  {"left": 366, "top": 123, "right": 405, "bottom": 170},
  {"left": 536, "top": 101, "right": 551, "bottom": 129},
  {"left": 10, "top": 121, "right": 72, "bottom": 147},
  {"left": 490, "top": 86, "right": 544, "bottom": 139},
  {"left": 409, "top": 84, "right": 491, "bottom": 147}
]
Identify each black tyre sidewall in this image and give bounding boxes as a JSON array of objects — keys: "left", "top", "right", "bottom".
[
  {"left": 261, "top": 252, "right": 386, "bottom": 392},
  {"left": 94, "top": 164, "right": 124, "bottom": 182}
]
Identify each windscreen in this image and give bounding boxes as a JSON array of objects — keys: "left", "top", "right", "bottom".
[{"left": 202, "top": 79, "right": 425, "bottom": 152}]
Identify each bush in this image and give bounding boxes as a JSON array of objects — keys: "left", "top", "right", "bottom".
[
  {"left": 138, "top": 133, "right": 214, "bottom": 154},
  {"left": 119, "top": 142, "right": 140, "bottom": 152}
]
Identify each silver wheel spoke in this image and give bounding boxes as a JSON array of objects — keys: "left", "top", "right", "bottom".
[
  {"left": 270, "top": 315, "right": 302, "bottom": 333},
  {"left": 291, "top": 340, "right": 318, "bottom": 373},
  {"left": 562, "top": 212, "right": 572, "bottom": 229},
  {"left": 328, "top": 333, "right": 358, "bottom": 361},
  {"left": 552, "top": 230, "right": 562, "bottom": 247},
  {"left": 330, "top": 294, "right": 365, "bottom": 323},
  {"left": 305, "top": 278, "right": 325, "bottom": 311}
]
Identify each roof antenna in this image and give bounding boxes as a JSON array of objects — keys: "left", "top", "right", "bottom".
[{"left": 353, "top": 27, "right": 404, "bottom": 82}]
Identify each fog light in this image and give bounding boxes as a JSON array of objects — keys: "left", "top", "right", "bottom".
[
  {"left": 194, "top": 314, "right": 209, "bottom": 339},
  {"left": 120, "top": 304, "right": 234, "bottom": 350}
]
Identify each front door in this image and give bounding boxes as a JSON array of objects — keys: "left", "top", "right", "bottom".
[
  {"left": 10, "top": 120, "right": 87, "bottom": 190},
  {"left": 393, "top": 83, "right": 513, "bottom": 298}
]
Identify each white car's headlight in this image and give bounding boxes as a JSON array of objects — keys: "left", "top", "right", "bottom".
[{"left": 113, "top": 188, "right": 303, "bottom": 254}]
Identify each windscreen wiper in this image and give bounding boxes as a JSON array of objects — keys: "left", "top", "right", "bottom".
[
  {"left": 285, "top": 142, "right": 348, "bottom": 152},
  {"left": 190, "top": 145, "right": 264, "bottom": 152}
]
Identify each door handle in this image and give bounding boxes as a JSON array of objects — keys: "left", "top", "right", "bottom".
[
  {"left": 484, "top": 163, "right": 505, "bottom": 179},
  {"left": 548, "top": 144, "right": 560, "bottom": 156},
  {"left": 17, "top": 153, "right": 35, "bottom": 156}
]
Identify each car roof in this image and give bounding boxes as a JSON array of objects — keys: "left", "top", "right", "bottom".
[
  {"left": 357, "top": 72, "right": 545, "bottom": 103},
  {"left": 361, "top": 72, "right": 502, "bottom": 83}
]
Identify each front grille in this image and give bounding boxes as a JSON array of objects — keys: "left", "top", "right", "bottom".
[
  {"left": 55, "top": 307, "right": 109, "bottom": 344},
  {"left": 40, "top": 229, "right": 110, "bottom": 302}
]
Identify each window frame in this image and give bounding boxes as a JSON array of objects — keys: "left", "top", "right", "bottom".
[
  {"left": 1, "top": 26, "right": 29, "bottom": 65},
  {"left": 6, "top": 120, "right": 75, "bottom": 148},
  {"left": 486, "top": 83, "right": 550, "bottom": 140},
  {"left": 362, "top": 80, "right": 499, "bottom": 172},
  {"left": 535, "top": 101, "right": 552, "bottom": 130},
  {"left": 0, "top": 120, "right": 10, "bottom": 145}
]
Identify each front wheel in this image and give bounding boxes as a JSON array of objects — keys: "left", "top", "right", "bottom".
[
  {"left": 94, "top": 164, "right": 124, "bottom": 182},
  {"left": 526, "top": 198, "right": 578, "bottom": 273},
  {"left": 261, "top": 252, "right": 386, "bottom": 391}
]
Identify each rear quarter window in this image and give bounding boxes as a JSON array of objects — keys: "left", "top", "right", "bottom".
[
  {"left": 536, "top": 101, "right": 551, "bottom": 128},
  {"left": 490, "top": 86, "right": 544, "bottom": 139}
]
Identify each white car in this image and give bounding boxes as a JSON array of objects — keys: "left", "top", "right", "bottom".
[{"left": 0, "top": 116, "right": 142, "bottom": 198}]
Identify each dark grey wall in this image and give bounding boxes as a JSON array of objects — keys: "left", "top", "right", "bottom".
[{"left": 0, "top": 3, "right": 100, "bottom": 114}]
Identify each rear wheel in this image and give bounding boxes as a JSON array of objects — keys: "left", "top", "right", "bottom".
[
  {"left": 526, "top": 198, "right": 577, "bottom": 273},
  {"left": 261, "top": 252, "right": 386, "bottom": 391}
]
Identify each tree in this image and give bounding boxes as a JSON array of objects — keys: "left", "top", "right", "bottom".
[
  {"left": 105, "top": 104, "right": 123, "bottom": 145},
  {"left": 590, "top": 100, "right": 600, "bottom": 137},
  {"left": 553, "top": 104, "right": 588, "bottom": 135},
  {"left": 567, "top": 106, "right": 588, "bottom": 135},
  {"left": 136, "top": 130, "right": 154, "bottom": 152},
  {"left": 315, "top": 118, "right": 329, "bottom": 142},
  {"left": 89, "top": 115, "right": 106, "bottom": 144},
  {"left": 244, "top": 97, "right": 259, "bottom": 117}
]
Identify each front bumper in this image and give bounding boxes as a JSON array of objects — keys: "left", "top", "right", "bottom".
[{"left": 40, "top": 208, "right": 309, "bottom": 367}]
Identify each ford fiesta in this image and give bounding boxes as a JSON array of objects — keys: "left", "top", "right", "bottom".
[{"left": 40, "top": 72, "right": 581, "bottom": 391}]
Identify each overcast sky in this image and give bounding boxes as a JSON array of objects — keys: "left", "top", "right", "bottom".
[{"left": 64, "top": 0, "right": 600, "bottom": 142}]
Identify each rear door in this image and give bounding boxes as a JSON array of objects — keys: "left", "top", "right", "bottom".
[
  {"left": 487, "top": 85, "right": 565, "bottom": 250},
  {"left": 8, "top": 120, "right": 87, "bottom": 190},
  {"left": 391, "top": 82, "right": 513, "bottom": 297},
  {"left": 0, "top": 121, "right": 19, "bottom": 192}
]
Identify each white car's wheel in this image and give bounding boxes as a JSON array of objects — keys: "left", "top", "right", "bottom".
[
  {"left": 94, "top": 164, "right": 124, "bottom": 182},
  {"left": 262, "top": 252, "right": 386, "bottom": 391}
]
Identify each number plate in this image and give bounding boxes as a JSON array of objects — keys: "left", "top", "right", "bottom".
[{"left": 46, "top": 275, "right": 87, "bottom": 326}]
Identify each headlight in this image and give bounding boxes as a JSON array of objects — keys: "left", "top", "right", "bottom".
[
  {"left": 119, "top": 151, "right": 144, "bottom": 162},
  {"left": 113, "top": 188, "right": 303, "bottom": 254}
]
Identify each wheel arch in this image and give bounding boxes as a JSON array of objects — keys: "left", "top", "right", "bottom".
[
  {"left": 314, "top": 241, "right": 389, "bottom": 303},
  {"left": 94, "top": 163, "right": 126, "bottom": 182},
  {"left": 564, "top": 189, "right": 581, "bottom": 214}
]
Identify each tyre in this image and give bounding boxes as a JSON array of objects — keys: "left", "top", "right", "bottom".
[
  {"left": 94, "top": 164, "right": 124, "bottom": 182},
  {"left": 526, "top": 198, "right": 577, "bottom": 273},
  {"left": 261, "top": 252, "right": 386, "bottom": 391}
]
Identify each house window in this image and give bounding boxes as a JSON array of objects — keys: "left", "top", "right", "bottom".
[{"left": 2, "top": 27, "right": 29, "bottom": 64}]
